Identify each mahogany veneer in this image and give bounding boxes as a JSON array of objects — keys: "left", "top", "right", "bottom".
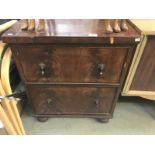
[{"left": 1, "top": 19, "right": 140, "bottom": 122}]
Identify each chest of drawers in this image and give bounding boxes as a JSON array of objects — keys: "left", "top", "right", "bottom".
[{"left": 1, "top": 19, "right": 140, "bottom": 122}]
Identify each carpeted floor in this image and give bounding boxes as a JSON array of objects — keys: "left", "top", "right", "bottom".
[{"left": 21, "top": 96, "right": 155, "bottom": 135}]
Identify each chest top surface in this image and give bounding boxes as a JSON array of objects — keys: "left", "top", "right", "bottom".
[{"left": 1, "top": 19, "right": 140, "bottom": 44}]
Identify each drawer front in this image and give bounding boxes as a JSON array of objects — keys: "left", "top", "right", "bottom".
[
  {"left": 13, "top": 46, "right": 127, "bottom": 83},
  {"left": 27, "top": 85, "right": 117, "bottom": 115}
]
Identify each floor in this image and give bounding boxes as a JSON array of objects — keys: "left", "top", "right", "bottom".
[{"left": 21, "top": 96, "right": 155, "bottom": 135}]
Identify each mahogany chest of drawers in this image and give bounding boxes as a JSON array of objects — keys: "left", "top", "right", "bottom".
[{"left": 1, "top": 19, "right": 140, "bottom": 122}]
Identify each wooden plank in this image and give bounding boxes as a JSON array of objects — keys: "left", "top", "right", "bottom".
[
  {"left": 1, "top": 48, "right": 25, "bottom": 135},
  {"left": 0, "top": 42, "right": 21, "bottom": 134},
  {"left": 122, "top": 35, "right": 147, "bottom": 94},
  {"left": 130, "top": 19, "right": 155, "bottom": 35},
  {"left": 140, "top": 95, "right": 155, "bottom": 100},
  {"left": 122, "top": 90, "right": 155, "bottom": 100},
  {"left": 0, "top": 42, "right": 6, "bottom": 54},
  {"left": 0, "top": 44, "right": 22, "bottom": 134},
  {"left": 0, "top": 20, "right": 17, "bottom": 33},
  {"left": 127, "top": 90, "right": 155, "bottom": 95},
  {"left": 0, "top": 104, "right": 17, "bottom": 135}
]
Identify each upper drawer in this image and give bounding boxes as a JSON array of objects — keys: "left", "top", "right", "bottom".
[{"left": 12, "top": 46, "right": 127, "bottom": 84}]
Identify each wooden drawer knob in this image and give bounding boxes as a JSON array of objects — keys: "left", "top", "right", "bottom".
[
  {"left": 97, "top": 63, "right": 105, "bottom": 76},
  {"left": 47, "top": 98, "right": 53, "bottom": 106},
  {"left": 39, "top": 62, "right": 46, "bottom": 75},
  {"left": 94, "top": 99, "right": 100, "bottom": 109}
]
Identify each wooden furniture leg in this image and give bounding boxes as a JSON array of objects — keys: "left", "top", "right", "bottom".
[
  {"left": 97, "top": 118, "right": 109, "bottom": 123},
  {"left": 37, "top": 117, "right": 48, "bottom": 122}
]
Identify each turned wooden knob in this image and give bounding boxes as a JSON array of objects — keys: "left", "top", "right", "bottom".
[
  {"left": 97, "top": 63, "right": 105, "bottom": 76},
  {"left": 39, "top": 62, "right": 46, "bottom": 75},
  {"left": 47, "top": 98, "right": 53, "bottom": 105}
]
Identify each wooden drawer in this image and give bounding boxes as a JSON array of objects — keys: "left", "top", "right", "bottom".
[
  {"left": 13, "top": 46, "right": 127, "bottom": 84},
  {"left": 27, "top": 85, "right": 117, "bottom": 115}
]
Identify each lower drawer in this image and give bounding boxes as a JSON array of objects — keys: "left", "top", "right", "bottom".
[{"left": 26, "top": 85, "right": 117, "bottom": 115}]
